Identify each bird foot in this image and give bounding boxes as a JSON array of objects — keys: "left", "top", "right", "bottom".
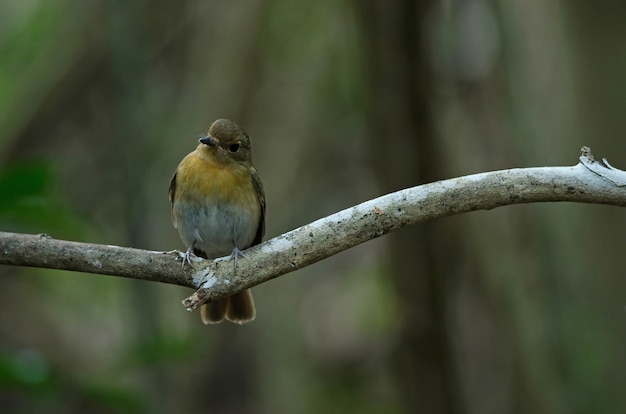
[
  {"left": 230, "top": 246, "right": 246, "bottom": 270},
  {"left": 180, "top": 245, "right": 202, "bottom": 268}
]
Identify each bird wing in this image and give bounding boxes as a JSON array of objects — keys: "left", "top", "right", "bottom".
[
  {"left": 168, "top": 169, "right": 178, "bottom": 228},
  {"left": 250, "top": 167, "right": 266, "bottom": 245},
  {"left": 168, "top": 170, "right": 177, "bottom": 204}
]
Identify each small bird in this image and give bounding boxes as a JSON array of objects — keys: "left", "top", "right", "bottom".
[{"left": 169, "top": 119, "right": 265, "bottom": 324}]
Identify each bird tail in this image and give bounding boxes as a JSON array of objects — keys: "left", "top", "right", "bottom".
[{"left": 200, "top": 289, "right": 256, "bottom": 324}]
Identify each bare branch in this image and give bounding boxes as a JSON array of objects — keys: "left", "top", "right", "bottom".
[
  {"left": 1, "top": 148, "right": 625, "bottom": 313},
  {"left": 0, "top": 233, "right": 197, "bottom": 288}
]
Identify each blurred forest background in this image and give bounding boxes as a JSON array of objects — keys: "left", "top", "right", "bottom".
[{"left": 1, "top": 0, "right": 625, "bottom": 413}]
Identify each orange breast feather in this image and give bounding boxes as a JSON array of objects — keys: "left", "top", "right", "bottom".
[{"left": 175, "top": 151, "right": 257, "bottom": 207}]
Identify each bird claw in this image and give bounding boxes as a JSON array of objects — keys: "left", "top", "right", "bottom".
[
  {"left": 177, "top": 245, "right": 245, "bottom": 271},
  {"left": 230, "top": 246, "right": 246, "bottom": 270},
  {"left": 180, "top": 245, "right": 201, "bottom": 268}
]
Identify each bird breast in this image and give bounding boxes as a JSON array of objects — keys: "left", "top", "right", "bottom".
[{"left": 172, "top": 151, "right": 261, "bottom": 258}]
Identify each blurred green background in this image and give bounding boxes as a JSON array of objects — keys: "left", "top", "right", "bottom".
[{"left": 1, "top": 1, "right": 625, "bottom": 413}]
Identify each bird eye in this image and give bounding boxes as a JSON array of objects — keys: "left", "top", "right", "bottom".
[{"left": 229, "top": 143, "right": 240, "bottom": 153}]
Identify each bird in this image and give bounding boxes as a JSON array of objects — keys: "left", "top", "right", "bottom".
[{"left": 168, "top": 119, "right": 265, "bottom": 324}]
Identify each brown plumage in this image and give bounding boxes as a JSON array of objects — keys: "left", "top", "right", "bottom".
[{"left": 169, "top": 119, "right": 265, "bottom": 324}]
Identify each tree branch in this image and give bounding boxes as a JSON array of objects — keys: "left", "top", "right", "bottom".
[
  {"left": 1, "top": 147, "right": 625, "bottom": 313},
  {"left": 0, "top": 233, "right": 198, "bottom": 288}
]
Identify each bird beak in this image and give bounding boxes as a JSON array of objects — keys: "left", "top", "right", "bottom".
[{"left": 199, "top": 135, "right": 218, "bottom": 146}]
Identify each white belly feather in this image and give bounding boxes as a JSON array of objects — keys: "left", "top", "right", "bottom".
[{"left": 173, "top": 200, "right": 259, "bottom": 258}]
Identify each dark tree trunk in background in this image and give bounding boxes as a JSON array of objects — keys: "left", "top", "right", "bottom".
[{"left": 356, "top": 1, "right": 461, "bottom": 413}]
